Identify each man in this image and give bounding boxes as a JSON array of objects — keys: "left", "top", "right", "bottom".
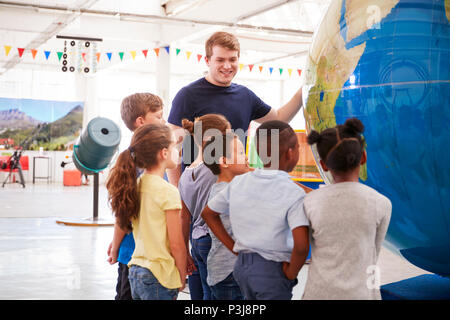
[{"left": 167, "top": 31, "right": 303, "bottom": 186}]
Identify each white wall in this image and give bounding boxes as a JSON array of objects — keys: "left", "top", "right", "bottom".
[{"left": 0, "top": 64, "right": 305, "bottom": 184}]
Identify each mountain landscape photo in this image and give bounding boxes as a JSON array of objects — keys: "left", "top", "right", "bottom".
[{"left": 0, "top": 103, "right": 84, "bottom": 150}]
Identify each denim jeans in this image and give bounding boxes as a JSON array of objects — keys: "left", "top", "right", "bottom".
[
  {"left": 187, "top": 254, "right": 203, "bottom": 300},
  {"left": 233, "top": 252, "right": 298, "bottom": 300},
  {"left": 128, "top": 265, "right": 178, "bottom": 300},
  {"left": 191, "top": 234, "right": 212, "bottom": 300},
  {"left": 211, "top": 273, "right": 244, "bottom": 300}
]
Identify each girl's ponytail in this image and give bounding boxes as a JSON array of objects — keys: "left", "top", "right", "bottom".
[
  {"left": 181, "top": 114, "right": 230, "bottom": 146},
  {"left": 307, "top": 130, "right": 322, "bottom": 145},
  {"left": 182, "top": 119, "right": 195, "bottom": 134},
  {"left": 106, "top": 149, "right": 139, "bottom": 232},
  {"left": 306, "top": 117, "right": 365, "bottom": 173}
]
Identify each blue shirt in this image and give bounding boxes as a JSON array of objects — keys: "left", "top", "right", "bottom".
[
  {"left": 168, "top": 77, "right": 271, "bottom": 131},
  {"left": 168, "top": 77, "right": 272, "bottom": 170},
  {"left": 208, "top": 169, "right": 309, "bottom": 262}
]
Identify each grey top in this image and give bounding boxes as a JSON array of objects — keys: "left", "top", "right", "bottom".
[
  {"left": 178, "top": 162, "right": 217, "bottom": 240},
  {"left": 206, "top": 182, "right": 237, "bottom": 286},
  {"left": 302, "top": 182, "right": 392, "bottom": 300},
  {"left": 208, "top": 169, "right": 309, "bottom": 262}
]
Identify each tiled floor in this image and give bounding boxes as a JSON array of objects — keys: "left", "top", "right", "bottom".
[{"left": 0, "top": 182, "right": 430, "bottom": 299}]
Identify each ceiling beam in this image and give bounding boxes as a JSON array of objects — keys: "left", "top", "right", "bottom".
[
  {"left": 234, "top": 0, "right": 299, "bottom": 22},
  {"left": 0, "top": 1, "right": 313, "bottom": 38},
  {"left": 162, "top": 0, "right": 212, "bottom": 17}
]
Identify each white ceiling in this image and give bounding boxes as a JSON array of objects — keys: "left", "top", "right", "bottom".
[{"left": 0, "top": 0, "right": 331, "bottom": 75}]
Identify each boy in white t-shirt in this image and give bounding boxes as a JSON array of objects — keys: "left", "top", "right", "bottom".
[{"left": 202, "top": 120, "right": 310, "bottom": 300}]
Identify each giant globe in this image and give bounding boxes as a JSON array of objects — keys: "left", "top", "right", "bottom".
[{"left": 302, "top": 0, "right": 450, "bottom": 276}]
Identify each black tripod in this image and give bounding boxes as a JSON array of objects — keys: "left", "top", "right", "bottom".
[{"left": 2, "top": 149, "right": 26, "bottom": 188}]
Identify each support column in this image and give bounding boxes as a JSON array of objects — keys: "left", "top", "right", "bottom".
[
  {"left": 75, "top": 73, "right": 99, "bottom": 129},
  {"left": 156, "top": 26, "right": 171, "bottom": 118}
]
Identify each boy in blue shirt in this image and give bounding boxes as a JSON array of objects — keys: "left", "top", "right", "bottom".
[
  {"left": 106, "top": 93, "right": 166, "bottom": 300},
  {"left": 202, "top": 120, "right": 310, "bottom": 300}
]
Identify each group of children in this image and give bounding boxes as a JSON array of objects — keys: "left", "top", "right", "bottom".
[{"left": 106, "top": 92, "right": 392, "bottom": 300}]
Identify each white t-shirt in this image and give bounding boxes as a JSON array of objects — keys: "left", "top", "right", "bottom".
[{"left": 302, "top": 182, "right": 391, "bottom": 300}]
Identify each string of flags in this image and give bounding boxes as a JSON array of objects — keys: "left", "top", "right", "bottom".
[{"left": 2, "top": 44, "right": 302, "bottom": 77}]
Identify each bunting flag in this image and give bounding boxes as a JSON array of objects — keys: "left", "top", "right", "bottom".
[
  {"left": 17, "top": 48, "right": 25, "bottom": 58},
  {"left": 4, "top": 45, "right": 11, "bottom": 56},
  {"left": 0, "top": 43, "right": 303, "bottom": 79}
]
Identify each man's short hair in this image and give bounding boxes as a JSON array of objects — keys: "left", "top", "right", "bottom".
[
  {"left": 205, "top": 31, "right": 240, "bottom": 58},
  {"left": 120, "top": 93, "right": 163, "bottom": 131}
]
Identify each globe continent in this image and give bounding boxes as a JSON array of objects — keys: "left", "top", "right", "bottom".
[{"left": 303, "top": 0, "right": 450, "bottom": 276}]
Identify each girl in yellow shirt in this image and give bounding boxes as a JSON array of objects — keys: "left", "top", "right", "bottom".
[{"left": 107, "top": 123, "right": 188, "bottom": 300}]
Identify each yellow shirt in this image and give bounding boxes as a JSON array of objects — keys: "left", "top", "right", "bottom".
[{"left": 128, "top": 174, "right": 182, "bottom": 289}]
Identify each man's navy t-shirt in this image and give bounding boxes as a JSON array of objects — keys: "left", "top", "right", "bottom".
[{"left": 168, "top": 78, "right": 272, "bottom": 168}]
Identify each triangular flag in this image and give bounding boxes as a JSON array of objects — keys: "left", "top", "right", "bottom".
[
  {"left": 248, "top": 64, "right": 254, "bottom": 72},
  {"left": 279, "top": 68, "right": 283, "bottom": 75},
  {"left": 164, "top": 46, "right": 170, "bottom": 54},
  {"left": 288, "top": 68, "right": 292, "bottom": 77},
  {"left": 197, "top": 54, "right": 202, "bottom": 62},
  {"left": 96, "top": 52, "right": 101, "bottom": 63},
  {"left": 31, "top": 49, "right": 37, "bottom": 59},
  {"left": 186, "top": 51, "right": 192, "bottom": 60},
  {"left": 44, "top": 51, "right": 51, "bottom": 60},
  {"left": 106, "top": 52, "right": 112, "bottom": 61},
  {"left": 154, "top": 48, "right": 160, "bottom": 57},
  {"left": 258, "top": 66, "right": 263, "bottom": 73},
  {"left": 239, "top": 63, "right": 244, "bottom": 71},
  {"left": 119, "top": 52, "right": 124, "bottom": 61},
  {"left": 130, "top": 51, "right": 136, "bottom": 60},
  {"left": 57, "top": 52, "right": 63, "bottom": 61},
  {"left": 142, "top": 49, "right": 148, "bottom": 58},
  {"left": 17, "top": 48, "right": 25, "bottom": 58},
  {"left": 269, "top": 67, "right": 273, "bottom": 74},
  {"left": 81, "top": 52, "right": 86, "bottom": 62},
  {"left": 4, "top": 45, "right": 11, "bottom": 56},
  {"left": 176, "top": 48, "right": 181, "bottom": 56},
  {"left": 297, "top": 69, "right": 302, "bottom": 76}
]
